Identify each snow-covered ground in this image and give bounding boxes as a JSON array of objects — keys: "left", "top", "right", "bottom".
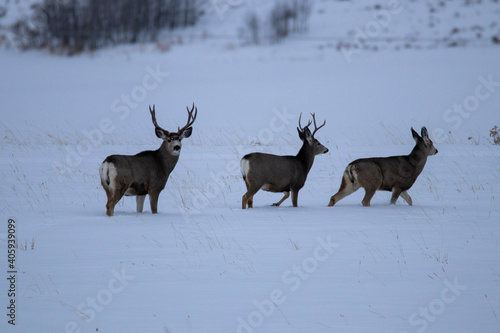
[{"left": 1, "top": 1, "right": 500, "bottom": 333}]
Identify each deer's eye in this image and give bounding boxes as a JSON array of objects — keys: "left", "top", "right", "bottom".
[{"left": 167, "top": 139, "right": 172, "bottom": 143}]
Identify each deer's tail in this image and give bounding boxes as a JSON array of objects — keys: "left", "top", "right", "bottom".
[
  {"left": 345, "top": 164, "right": 356, "bottom": 184},
  {"left": 99, "top": 161, "right": 117, "bottom": 190}
]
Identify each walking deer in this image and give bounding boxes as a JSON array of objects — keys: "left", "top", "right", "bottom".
[
  {"left": 328, "top": 127, "right": 438, "bottom": 207},
  {"left": 241, "top": 113, "right": 329, "bottom": 209},
  {"left": 99, "top": 104, "right": 197, "bottom": 216}
]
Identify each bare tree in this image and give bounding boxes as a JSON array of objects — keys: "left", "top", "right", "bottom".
[{"left": 13, "top": 0, "right": 201, "bottom": 53}]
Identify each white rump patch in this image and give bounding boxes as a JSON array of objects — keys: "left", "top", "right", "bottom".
[
  {"left": 240, "top": 158, "right": 250, "bottom": 179},
  {"left": 346, "top": 165, "right": 357, "bottom": 184},
  {"left": 107, "top": 163, "right": 118, "bottom": 190},
  {"left": 99, "top": 162, "right": 118, "bottom": 191},
  {"left": 99, "top": 162, "right": 108, "bottom": 184}
]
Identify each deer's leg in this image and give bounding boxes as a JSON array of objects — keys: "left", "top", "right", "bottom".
[
  {"left": 242, "top": 185, "right": 259, "bottom": 209},
  {"left": 328, "top": 174, "right": 360, "bottom": 206},
  {"left": 400, "top": 191, "right": 413, "bottom": 206},
  {"left": 291, "top": 189, "right": 299, "bottom": 207},
  {"left": 242, "top": 194, "right": 247, "bottom": 209},
  {"left": 102, "top": 183, "right": 113, "bottom": 200},
  {"left": 272, "top": 191, "right": 290, "bottom": 207},
  {"left": 103, "top": 186, "right": 113, "bottom": 215},
  {"left": 361, "top": 187, "right": 376, "bottom": 207},
  {"left": 136, "top": 195, "right": 146, "bottom": 213},
  {"left": 149, "top": 191, "right": 160, "bottom": 214},
  {"left": 247, "top": 195, "right": 254, "bottom": 208},
  {"left": 106, "top": 200, "right": 115, "bottom": 216},
  {"left": 390, "top": 188, "right": 402, "bottom": 205},
  {"left": 106, "top": 186, "right": 127, "bottom": 216}
]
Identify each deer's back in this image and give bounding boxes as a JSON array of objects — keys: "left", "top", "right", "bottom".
[
  {"left": 103, "top": 151, "right": 170, "bottom": 190},
  {"left": 350, "top": 155, "right": 417, "bottom": 191},
  {"left": 242, "top": 153, "right": 307, "bottom": 192}
]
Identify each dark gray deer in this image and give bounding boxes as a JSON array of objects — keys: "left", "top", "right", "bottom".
[
  {"left": 328, "top": 127, "right": 438, "bottom": 207},
  {"left": 99, "top": 104, "right": 197, "bottom": 216},
  {"left": 241, "top": 113, "right": 329, "bottom": 209}
]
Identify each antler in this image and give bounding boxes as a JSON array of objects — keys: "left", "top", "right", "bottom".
[
  {"left": 310, "top": 113, "right": 326, "bottom": 137},
  {"left": 298, "top": 112, "right": 312, "bottom": 132},
  {"left": 149, "top": 105, "right": 169, "bottom": 134},
  {"left": 177, "top": 103, "right": 198, "bottom": 134}
]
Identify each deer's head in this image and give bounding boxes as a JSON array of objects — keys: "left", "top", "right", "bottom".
[
  {"left": 411, "top": 127, "right": 438, "bottom": 156},
  {"left": 150, "top": 104, "right": 197, "bottom": 156},
  {"left": 297, "top": 113, "right": 329, "bottom": 155}
]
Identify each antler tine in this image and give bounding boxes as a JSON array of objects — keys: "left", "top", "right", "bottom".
[
  {"left": 149, "top": 105, "right": 168, "bottom": 133},
  {"left": 177, "top": 103, "right": 198, "bottom": 134},
  {"left": 298, "top": 112, "right": 312, "bottom": 132},
  {"left": 310, "top": 112, "right": 326, "bottom": 136}
]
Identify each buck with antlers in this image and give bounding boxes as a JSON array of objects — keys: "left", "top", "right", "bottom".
[
  {"left": 240, "top": 113, "right": 329, "bottom": 209},
  {"left": 99, "top": 104, "right": 197, "bottom": 216},
  {"left": 328, "top": 127, "right": 438, "bottom": 207}
]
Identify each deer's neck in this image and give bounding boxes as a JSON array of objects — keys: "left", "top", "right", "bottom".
[
  {"left": 407, "top": 145, "right": 428, "bottom": 178},
  {"left": 296, "top": 143, "right": 315, "bottom": 173},
  {"left": 157, "top": 142, "right": 179, "bottom": 170}
]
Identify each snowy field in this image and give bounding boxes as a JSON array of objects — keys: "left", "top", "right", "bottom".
[{"left": 1, "top": 1, "right": 500, "bottom": 333}]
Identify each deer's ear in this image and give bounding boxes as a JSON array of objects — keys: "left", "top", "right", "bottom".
[
  {"left": 297, "top": 127, "right": 304, "bottom": 141},
  {"left": 303, "top": 127, "right": 312, "bottom": 138},
  {"left": 298, "top": 127, "right": 312, "bottom": 142},
  {"left": 181, "top": 127, "right": 193, "bottom": 138},
  {"left": 421, "top": 126, "right": 429, "bottom": 139},
  {"left": 155, "top": 128, "right": 166, "bottom": 139},
  {"left": 411, "top": 127, "right": 420, "bottom": 142},
  {"left": 304, "top": 127, "right": 313, "bottom": 143},
  {"left": 421, "top": 127, "right": 433, "bottom": 145}
]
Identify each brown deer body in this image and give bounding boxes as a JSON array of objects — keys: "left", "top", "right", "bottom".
[
  {"left": 241, "top": 114, "right": 329, "bottom": 209},
  {"left": 99, "top": 104, "right": 197, "bottom": 216},
  {"left": 328, "top": 127, "right": 437, "bottom": 207}
]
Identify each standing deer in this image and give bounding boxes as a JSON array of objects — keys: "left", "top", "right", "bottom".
[
  {"left": 328, "top": 127, "right": 438, "bottom": 207},
  {"left": 99, "top": 104, "right": 197, "bottom": 216},
  {"left": 240, "top": 113, "right": 329, "bottom": 209}
]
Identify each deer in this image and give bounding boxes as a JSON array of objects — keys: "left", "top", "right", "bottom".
[
  {"left": 240, "top": 113, "right": 329, "bottom": 209},
  {"left": 99, "top": 104, "right": 197, "bottom": 216},
  {"left": 328, "top": 127, "right": 438, "bottom": 207}
]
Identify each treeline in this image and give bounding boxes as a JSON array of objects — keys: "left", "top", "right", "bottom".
[
  {"left": 13, "top": 0, "right": 200, "bottom": 54},
  {"left": 269, "top": 0, "right": 312, "bottom": 43},
  {"left": 241, "top": 0, "right": 313, "bottom": 45}
]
